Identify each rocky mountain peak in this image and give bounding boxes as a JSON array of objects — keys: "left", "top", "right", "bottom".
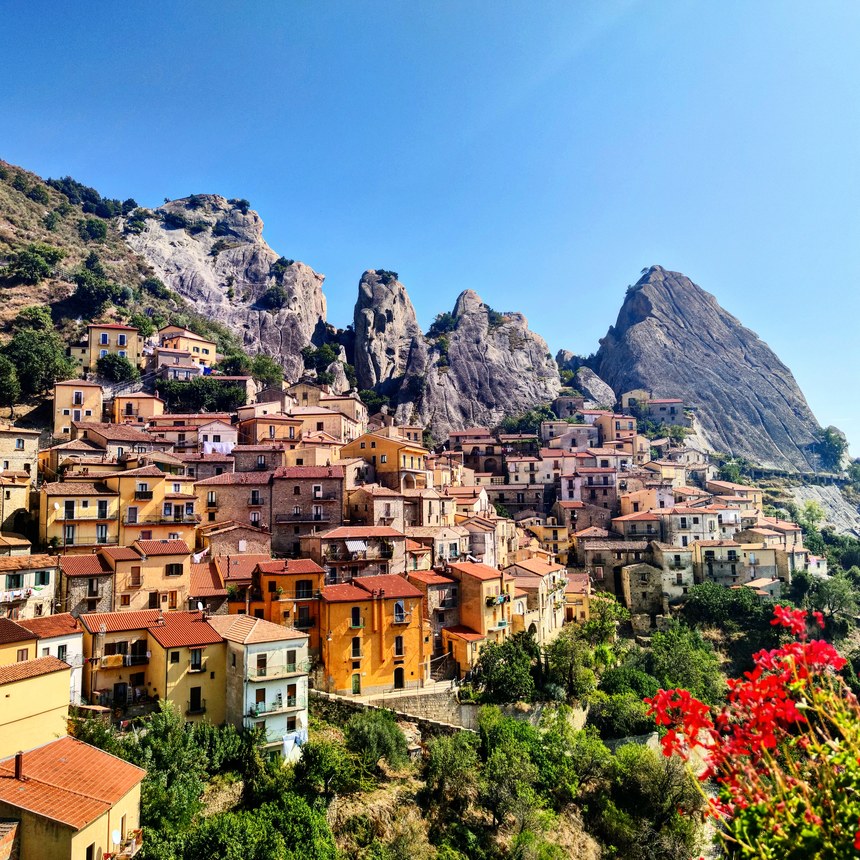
[
  {"left": 452, "top": 289, "right": 486, "bottom": 319},
  {"left": 593, "top": 266, "right": 822, "bottom": 471},
  {"left": 353, "top": 270, "right": 426, "bottom": 391},
  {"left": 125, "top": 195, "right": 327, "bottom": 380}
]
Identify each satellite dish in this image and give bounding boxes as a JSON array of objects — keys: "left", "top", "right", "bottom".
[
  {"left": 112, "top": 830, "right": 121, "bottom": 845},
  {"left": 197, "top": 601, "right": 204, "bottom": 611}
]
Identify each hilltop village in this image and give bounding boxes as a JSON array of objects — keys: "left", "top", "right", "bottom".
[{"left": 0, "top": 318, "right": 828, "bottom": 859}]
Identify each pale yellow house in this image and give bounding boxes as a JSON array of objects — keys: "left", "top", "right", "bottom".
[
  {"left": 103, "top": 538, "right": 192, "bottom": 613},
  {"left": 340, "top": 432, "right": 431, "bottom": 491},
  {"left": 0, "top": 736, "right": 145, "bottom": 860},
  {"left": 0, "top": 424, "right": 40, "bottom": 479},
  {"left": 0, "top": 617, "right": 38, "bottom": 666},
  {"left": 0, "top": 656, "right": 71, "bottom": 757},
  {"left": 70, "top": 322, "right": 143, "bottom": 372},
  {"left": 52, "top": 380, "right": 103, "bottom": 439},
  {"left": 112, "top": 392, "right": 165, "bottom": 426},
  {"left": 40, "top": 481, "right": 121, "bottom": 552},
  {"left": 158, "top": 325, "right": 218, "bottom": 367}
]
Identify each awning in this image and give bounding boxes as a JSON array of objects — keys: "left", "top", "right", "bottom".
[{"left": 345, "top": 539, "right": 368, "bottom": 553}]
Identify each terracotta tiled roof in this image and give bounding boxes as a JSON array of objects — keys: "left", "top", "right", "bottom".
[
  {"left": 0, "top": 737, "right": 144, "bottom": 830},
  {"left": 17, "top": 613, "right": 81, "bottom": 640},
  {"left": 99, "top": 546, "right": 142, "bottom": 562},
  {"left": 109, "top": 465, "right": 166, "bottom": 478},
  {"left": 319, "top": 526, "right": 405, "bottom": 539},
  {"left": 207, "top": 614, "right": 307, "bottom": 644},
  {"left": 0, "top": 554, "right": 58, "bottom": 572},
  {"left": 442, "top": 625, "right": 484, "bottom": 642},
  {"left": 190, "top": 562, "right": 227, "bottom": 597},
  {"left": 320, "top": 583, "right": 371, "bottom": 603},
  {"left": 134, "top": 539, "right": 190, "bottom": 556},
  {"left": 573, "top": 526, "right": 611, "bottom": 538},
  {"left": 447, "top": 561, "right": 502, "bottom": 581},
  {"left": 0, "top": 656, "right": 69, "bottom": 685},
  {"left": 59, "top": 554, "right": 113, "bottom": 577},
  {"left": 42, "top": 481, "right": 117, "bottom": 497},
  {"left": 407, "top": 570, "right": 455, "bottom": 585},
  {"left": 613, "top": 511, "right": 661, "bottom": 522},
  {"left": 214, "top": 554, "right": 273, "bottom": 584},
  {"left": 352, "top": 574, "right": 423, "bottom": 600},
  {"left": 507, "top": 557, "right": 564, "bottom": 577},
  {"left": 0, "top": 617, "right": 35, "bottom": 645},
  {"left": 80, "top": 609, "right": 162, "bottom": 634},
  {"left": 405, "top": 539, "right": 431, "bottom": 553},
  {"left": 146, "top": 611, "right": 222, "bottom": 648},
  {"left": 55, "top": 379, "right": 102, "bottom": 387},
  {"left": 255, "top": 559, "right": 324, "bottom": 575},
  {"left": 73, "top": 422, "right": 158, "bottom": 443},
  {"left": 566, "top": 572, "right": 590, "bottom": 594}
]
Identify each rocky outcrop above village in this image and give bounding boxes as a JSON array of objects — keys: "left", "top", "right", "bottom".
[
  {"left": 390, "top": 288, "right": 562, "bottom": 440},
  {"left": 573, "top": 367, "right": 615, "bottom": 407},
  {"left": 353, "top": 271, "right": 427, "bottom": 391},
  {"left": 592, "top": 266, "right": 822, "bottom": 471},
  {"left": 124, "top": 195, "right": 326, "bottom": 379}
]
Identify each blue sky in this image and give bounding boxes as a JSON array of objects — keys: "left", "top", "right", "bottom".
[{"left": 2, "top": 1, "right": 859, "bottom": 449}]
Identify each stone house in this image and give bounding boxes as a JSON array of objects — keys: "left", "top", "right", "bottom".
[
  {"left": 59, "top": 553, "right": 113, "bottom": 617},
  {"left": 195, "top": 470, "right": 273, "bottom": 531}
]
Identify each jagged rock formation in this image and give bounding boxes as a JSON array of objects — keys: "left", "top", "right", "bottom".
[
  {"left": 391, "top": 288, "right": 561, "bottom": 440},
  {"left": 573, "top": 367, "right": 615, "bottom": 407},
  {"left": 353, "top": 271, "right": 427, "bottom": 391},
  {"left": 593, "top": 266, "right": 821, "bottom": 471},
  {"left": 124, "top": 196, "right": 326, "bottom": 379}
]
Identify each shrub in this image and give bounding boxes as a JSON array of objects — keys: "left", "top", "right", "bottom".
[
  {"left": 141, "top": 276, "right": 172, "bottom": 299},
  {"left": 26, "top": 183, "right": 50, "bottom": 205},
  {"left": 358, "top": 389, "right": 390, "bottom": 413},
  {"left": 343, "top": 709, "right": 408, "bottom": 773},
  {"left": 72, "top": 268, "right": 123, "bottom": 312},
  {"left": 13, "top": 305, "right": 53, "bottom": 332},
  {"left": 376, "top": 269, "right": 399, "bottom": 285},
  {"left": 1, "top": 328, "right": 76, "bottom": 396},
  {"left": 78, "top": 217, "right": 107, "bottom": 242},
  {"left": 270, "top": 256, "right": 295, "bottom": 282},
  {"left": 258, "top": 285, "right": 289, "bottom": 309},
  {"left": 128, "top": 312, "right": 155, "bottom": 338},
  {"left": 427, "top": 311, "right": 456, "bottom": 339}
]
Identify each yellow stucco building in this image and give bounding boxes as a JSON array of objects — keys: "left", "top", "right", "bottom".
[
  {"left": 319, "top": 574, "right": 427, "bottom": 696},
  {"left": 70, "top": 323, "right": 143, "bottom": 373},
  {"left": 52, "top": 380, "right": 103, "bottom": 439},
  {"left": 158, "top": 325, "right": 218, "bottom": 367},
  {"left": 340, "top": 432, "right": 430, "bottom": 490}
]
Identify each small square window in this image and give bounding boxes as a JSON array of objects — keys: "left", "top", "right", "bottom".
[{"left": 170, "top": 651, "right": 180, "bottom": 664}]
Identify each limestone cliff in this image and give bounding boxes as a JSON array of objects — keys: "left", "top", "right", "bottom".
[
  {"left": 390, "top": 288, "right": 561, "bottom": 440},
  {"left": 124, "top": 195, "right": 326, "bottom": 379},
  {"left": 353, "top": 270, "right": 427, "bottom": 392},
  {"left": 593, "top": 266, "right": 821, "bottom": 471}
]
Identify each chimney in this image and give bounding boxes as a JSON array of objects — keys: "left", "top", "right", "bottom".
[{"left": 14, "top": 751, "right": 24, "bottom": 781}]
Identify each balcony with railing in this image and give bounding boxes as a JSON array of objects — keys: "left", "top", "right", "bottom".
[
  {"left": 392, "top": 611, "right": 411, "bottom": 625},
  {"left": 188, "top": 658, "right": 208, "bottom": 674},
  {"left": 247, "top": 695, "right": 302, "bottom": 717},
  {"left": 186, "top": 698, "right": 207, "bottom": 716},
  {"left": 134, "top": 490, "right": 154, "bottom": 500},
  {"left": 125, "top": 653, "right": 149, "bottom": 666},
  {"left": 104, "top": 828, "right": 144, "bottom": 859},
  {"left": 247, "top": 659, "right": 310, "bottom": 681},
  {"left": 275, "top": 512, "right": 330, "bottom": 523}
]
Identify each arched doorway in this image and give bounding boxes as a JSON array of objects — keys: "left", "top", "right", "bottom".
[{"left": 393, "top": 667, "right": 405, "bottom": 690}]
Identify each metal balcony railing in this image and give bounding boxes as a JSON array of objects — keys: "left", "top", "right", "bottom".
[{"left": 186, "top": 698, "right": 207, "bottom": 716}]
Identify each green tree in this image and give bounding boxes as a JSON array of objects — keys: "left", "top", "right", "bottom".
[
  {"left": 7, "top": 243, "right": 65, "bottom": 285},
  {"left": 586, "top": 690, "right": 653, "bottom": 739},
  {"left": 250, "top": 353, "right": 284, "bottom": 387},
  {"left": 343, "top": 709, "right": 408, "bottom": 774},
  {"left": 358, "top": 389, "right": 390, "bottom": 414},
  {"left": 217, "top": 352, "right": 252, "bottom": 376},
  {"left": 818, "top": 426, "right": 848, "bottom": 471},
  {"left": 580, "top": 594, "right": 630, "bottom": 645},
  {"left": 0, "top": 357, "right": 21, "bottom": 416},
  {"left": 96, "top": 353, "right": 141, "bottom": 383},
  {"left": 427, "top": 312, "right": 456, "bottom": 339},
  {"left": 293, "top": 739, "right": 358, "bottom": 801},
  {"left": 806, "top": 570, "right": 858, "bottom": 635},
  {"left": 544, "top": 626, "right": 597, "bottom": 700},
  {"left": 13, "top": 305, "right": 53, "bottom": 331},
  {"left": 480, "top": 741, "right": 540, "bottom": 827},
  {"left": 648, "top": 622, "right": 723, "bottom": 705},
  {"left": 475, "top": 636, "right": 536, "bottom": 703},
  {"left": 1, "top": 328, "right": 76, "bottom": 396},
  {"left": 72, "top": 268, "right": 123, "bottom": 311},
  {"left": 424, "top": 732, "right": 480, "bottom": 815},
  {"left": 128, "top": 312, "right": 156, "bottom": 338}
]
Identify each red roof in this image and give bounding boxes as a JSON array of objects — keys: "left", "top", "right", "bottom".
[
  {"left": 447, "top": 561, "right": 503, "bottom": 581},
  {"left": 0, "top": 655, "right": 69, "bottom": 685},
  {"left": 195, "top": 472, "right": 273, "bottom": 486},
  {"left": 190, "top": 562, "right": 227, "bottom": 597},
  {"left": 0, "top": 617, "right": 36, "bottom": 645},
  {"left": 17, "top": 613, "right": 81, "bottom": 640},
  {"left": 214, "top": 554, "right": 273, "bottom": 584},
  {"left": 134, "top": 539, "right": 190, "bottom": 556},
  {"left": 0, "top": 737, "right": 145, "bottom": 830},
  {"left": 59, "top": 554, "right": 113, "bottom": 577},
  {"left": 320, "top": 526, "right": 405, "bottom": 539},
  {"left": 320, "top": 583, "right": 371, "bottom": 603},
  {"left": 146, "top": 611, "right": 223, "bottom": 648},
  {"left": 407, "top": 570, "right": 455, "bottom": 586},
  {"left": 351, "top": 574, "right": 423, "bottom": 599},
  {"left": 80, "top": 609, "right": 162, "bottom": 634},
  {"left": 442, "top": 625, "right": 485, "bottom": 642},
  {"left": 256, "top": 559, "right": 325, "bottom": 575},
  {"left": 88, "top": 322, "right": 138, "bottom": 331},
  {"left": 100, "top": 546, "right": 142, "bottom": 562}
]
